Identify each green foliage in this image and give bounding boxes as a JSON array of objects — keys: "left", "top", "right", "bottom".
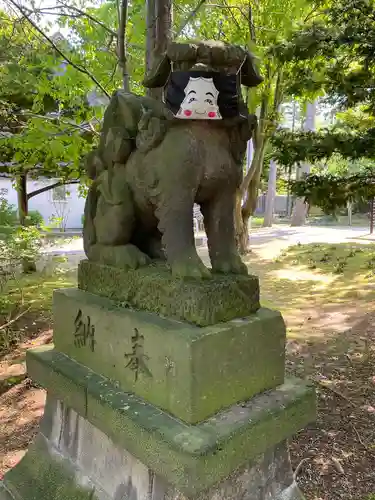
[
  {"left": 0, "top": 191, "right": 43, "bottom": 227},
  {"left": 0, "top": 0, "right": 317, "bottom": 217},
  {"left": 0, "top": 8, "right": 95, "bottom": 183},
  {"left": 270, "top": 0, "right": 375, "bottom": 173},
  {"left": 1, "top": 225, "right": 43, "bottom": 268},
  {"left": 0, "top": 268, "right": 76, "bottom": 354},
  {"left": 272, "top": 0, "right": 375, "bottom": 107},
  {"left": 272, "top": 128, "right": 375, "bottom": 166},
  {"left": 291, "top": 170, "right": 375, "bottom": 214},
  {"left": 0, "top": 184, "right": 43, "bottom": 272},
  {"left": 49, "top": 215, "right": 65, "bottom": 232},
  {"left": 276, "top": 177, "right": 288, "bottom": 194},
  {"left": 0, "top": 195, "right": 18, "bottom": 226},
  {"left": 0, "top": 223, "right": 43, "bottom": 346},
  {"left": 25, "top": 210, "right": 44, "bottom": 227},
  {"left": 279, "top": 242, "right": 374, "bottom": 277}
]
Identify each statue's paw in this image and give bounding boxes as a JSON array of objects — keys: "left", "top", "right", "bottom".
[
  {"left": 113, "top": 244, "right": 150, "bottom": 269},
  {"left": 212, "top": 255, "right": 248, "bottom": 275},
  {"left": 171, "top": 254, "right": 211, "bottom": 280}
]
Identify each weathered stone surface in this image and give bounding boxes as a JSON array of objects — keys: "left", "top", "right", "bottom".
[
  {"left": 4, "top": 433, "right": 99, "bottom": 500},
  {"left": 2, "top": 397, "right": 304, "bottom": 500},
  {"left": 26, "top": 345, "right": 315, "bottom": 495},
  {"left": 144, "top": 40, "right": 263, "bottom": 87},
  {"left": 83, "top": 40, "right": 262, "bottom": 279},
  {"left": 162, "top": 441, "right": 304, "bottom": 500},
  {"left": 53, "top": 287, "right": 283, "bottom": 423},
  {"left": 77, "top": 260, "right": 260, "bottom": 326},
  {"left": 0, "top": 484, "right": 13, "bottom": 500}
]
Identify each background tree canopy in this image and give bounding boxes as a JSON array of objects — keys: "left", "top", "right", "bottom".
[
  {"left": 0, "top": 0, "right": 320, "bottom": 251},
  {"left": 267, "top": 0, "right": 375, "bottom": 214},
  {"left": 3, "top": 0, "right": 375, "bottom": 231}
]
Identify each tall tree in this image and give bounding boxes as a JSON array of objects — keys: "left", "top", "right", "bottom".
[
  {"left": 118, "top": 0, "right": 130, "bottom": 90},
  {"left": 271, "top": 0, "right": 375, "bottom": 168},
  {"left": 145, "top": 0, "right": 173, "bottom": 100},
  {"left": 290, "top": 99, "right": 316, "bottom": 226},
  {"left": 1, "top": 0, "right": 315, "bottom": 257},
  {"left": 263, "top": 159, "right": 277, "bottom": 226}
]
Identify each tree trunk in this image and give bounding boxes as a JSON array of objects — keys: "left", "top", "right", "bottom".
[
  {"left": 234, "top": 64, "right": 284, "bottom": 252},
  {"left": 287, "top": 100, "right": 297, "bottom": 216},
  {"left": 235, "top": 136, "right": 267, "bottom": 254},
  {"left": 263, "top": 159, "right": 277, "bottom": 227},
  {"left": 145, "top": 0, "right": 172, "bottom": 101},
  {"left": 17, "top": 174, "right": 28, "bottom": 226},
  {"left": 16, "top": 173, "right": 36, "bottom": 273},
  {"left": 118, "top": 0, "right": 130, "bottom": 91},
  {"left": 347, "top": 200, "right": 352, "bottom": 226},
  {"left": 145, "top": 0, "right": 156, "bottom": 78},
  {"left": 291, "top": 100, "right": 316, "bottom": 226},
  {"left": 286, "top": 164, "right": 292, "bottom": 216}
]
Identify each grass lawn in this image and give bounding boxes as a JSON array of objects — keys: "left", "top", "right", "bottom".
[
  {"left": 308, "top": 213, "right": 370, "bottom": 227},
  {"left": 1, "top": 244, "right": 375, "bottom": 498},
  {"left": 243, "top": 242, "right": 375, "bottom": 500},
  {"left": 0, "top": 270, "right": 77, "bottom": 355},
  {"left": 249, "top": 216, "right": 264, "bottom": 227}
]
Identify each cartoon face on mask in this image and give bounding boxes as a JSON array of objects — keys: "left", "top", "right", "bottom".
[{"left": 176, "top": 77, "right": 221, "bottom": 120}]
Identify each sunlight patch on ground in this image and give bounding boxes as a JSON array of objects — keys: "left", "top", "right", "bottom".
[{"left": 270, "top": 267, "right": 336, "bottom": 284}]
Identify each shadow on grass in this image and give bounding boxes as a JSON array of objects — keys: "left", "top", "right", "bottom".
[
  {"left": 241, "top": 242, "right": 375, "bottom": 500},
  {"left": 244, "top": 242, "right": 375, "bottom": 341}
]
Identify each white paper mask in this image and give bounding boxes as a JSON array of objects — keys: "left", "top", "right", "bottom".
[{"left": 176, "top": 77, "right": 221, "bottom": 120}]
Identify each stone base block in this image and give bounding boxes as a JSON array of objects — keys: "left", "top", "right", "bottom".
[
  {"left": 23, "top": 345, "right": 315, "bottom": 495},
  {"left": 1, "top": 397, "right": 306, "bottom": 500},
  {"left": 53, "top": 288, "right": 286, "bottom": 424},
  {"left": 77, "top": 260, "right": 260, "bottom": 327}
]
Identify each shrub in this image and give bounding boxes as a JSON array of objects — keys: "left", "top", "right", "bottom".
[
  {"left": 0, "top": 226, "right": 44, "bottom": 352},
  {"left": 0, "top": 225, "right": 42, "bottom": 276},
  {"left": 0, "top": 197, "right": 18, "bottom": 226},
  {"left": 25, "top": 210, "right": 44, "bottom": 227}
]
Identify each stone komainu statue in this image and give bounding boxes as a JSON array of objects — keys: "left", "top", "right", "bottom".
[{"left": 83, "top": 40, "right": 263, "bottom": 278}]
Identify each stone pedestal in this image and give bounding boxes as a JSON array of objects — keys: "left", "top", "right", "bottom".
[{"left": 0, "top": 262, "right": 315, "bottom": 500}]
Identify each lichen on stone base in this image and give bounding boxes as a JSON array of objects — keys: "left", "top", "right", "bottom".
[
  {"left": 78, "top": 259, "right": 260, "bottom": 326},
  {"left": 163, "top": 441, "right": 305, "bottom": 500}
]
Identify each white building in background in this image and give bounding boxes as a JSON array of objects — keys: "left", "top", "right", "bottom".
[
  {"left": 0, "top": 175, "right": 291, "bottom": 232},
  {"left": 0, "top": 177, "right": 85, "bottom": 230}
]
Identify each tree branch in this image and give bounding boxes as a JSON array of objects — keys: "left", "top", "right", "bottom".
[
  {"left": 20, "top": 113, "right": 100, "bottom": 136},
  {"left": 145, "top": 0, "right": 156, "bottom": 90},
  {"left": 205, "top": 3, "right": 249, "bottom": 21},
  {"left": 248, "top": 4, "right": 256, "bottom": 42},
  {"left": 222, "top": 0, "right": 242, "bottom": 31},
  {"left": 0, "top": 306, "right": 31, "bottom": 332},
  {"left": 175, "top": 0, "right": 207, "bottom": 37},
  {"left": 56, "top": 1, "right": 118, "bottom": 37},
  {"left": 7, "top": 0, "right": 110, "bottom": 98},
  {"left": 117, "top": 0, "right": 129, "bottom": 91},
  {"left": 27, "top": 180, "right": 79, "bottom": 200}
]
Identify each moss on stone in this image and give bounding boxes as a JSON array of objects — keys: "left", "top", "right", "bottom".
[
  {"left": 26, "top": 346, "right": 316, "bottom": 495},
  {"left": 4, "top": 434, "right": 98, "bottom": 500},
  {"left": 53, "top": 288, "right": 285, "bottom": 423},
  {"left": 77, "top": 260, "right": 260, "bottom": 326}
]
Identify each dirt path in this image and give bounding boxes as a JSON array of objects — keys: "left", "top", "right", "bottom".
[{"left": 0, "top": 381, "right": 45, "bottom": 480}]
